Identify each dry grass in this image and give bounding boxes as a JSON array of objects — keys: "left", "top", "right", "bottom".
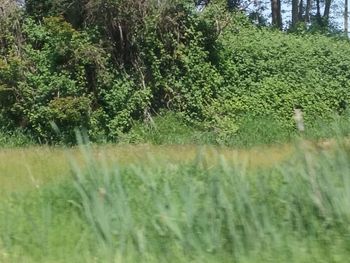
[
  {"left": 0, "top": 143, "right": 294, "bottom": 195},
  {"left": 0, "top": 147, "right": 69, "bottom": 195}
]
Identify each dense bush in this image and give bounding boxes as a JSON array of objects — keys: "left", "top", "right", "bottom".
[
  {"left": 1, "top": 2, "right": 350, "bottom": 144},
  {"left": 0, "top": 15, "right": 150, "bottom": 143},
  {"left": 214, "top": 22, "right": 350, "bottom": 130}
]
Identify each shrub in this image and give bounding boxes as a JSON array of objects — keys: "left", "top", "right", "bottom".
[
  {"left": 215, "top": 23, "right": 350, "bottom": 131},
  {"left": 2, "top": 3, "right": 350, "bottom": 145}
]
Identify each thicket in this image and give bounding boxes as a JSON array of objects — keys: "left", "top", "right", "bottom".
[{"left": 1, "top": 1, "right": 350, "bottom": 144}]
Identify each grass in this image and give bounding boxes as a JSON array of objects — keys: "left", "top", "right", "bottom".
[
  {"left": 2, "top": 111, "right": 350, "bottom": 148},
  {"left": 0, "top": 129, "right": 36, "bottom": 148},
  {"left": 1, "top": 135, "right": 350, "bottom": 262},
  {"left": 0, "top": 143, "right": 292, "bottom": 196},
  {"left": 122, "top": 111, "right": 350, "bottom": 148}
]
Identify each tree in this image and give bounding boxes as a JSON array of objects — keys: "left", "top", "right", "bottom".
[
  {"left": 271, "top": 0, "right": 282, "bottom": 29},
  {"left": 305, "top": 0, "right": 311, "bottom": 22},
  {"left": 345, "top": 0, "right": 349, "bottom": 37},
  {"left": 292, "top": 0, "right": 299, "bottom": 26},
  {"left": 0, "top": 0, "right": 23, "bottom": 57},
  {"left": 323, "top": 0, "right": 332, "bottom": 19}
]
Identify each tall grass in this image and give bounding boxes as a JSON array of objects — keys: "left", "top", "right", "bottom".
[
  {"left": 69, "top": 138, "right": 350, "bottom": 262},
  {"left": 1, "top": 138, "right": 350, "bottom": 262},
  {"left": 0, "top": 129, "right": 35, "bottom": 148},
  {"left": 125, "top": 111, "right": 350, "bottom": 147},
  {"left": 2, "top": 111, "right": 350, "bottom": 148}
]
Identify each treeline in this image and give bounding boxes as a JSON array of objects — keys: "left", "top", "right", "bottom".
[{"left": 1, "top": 0, "right": 350, "bottom": 144}]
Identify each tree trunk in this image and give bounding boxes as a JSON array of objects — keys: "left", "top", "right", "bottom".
[
  {"left": 345, "top": 0, "right": 348, "bottom": 37},
  {"left": 298, "top": 0, "right": 304, "bottom": 20},
  {"left": 323, "top": 0, "right": 331, "bottom": 19},
  {"left": 316, "top": 0, "right": 321, "bottom": 18},
  {"left": 292, "top": 0, "right": 299, "bottom": 27},
  {"left": 271, "top": 0, "right": 282, "bottom": 29},
  {"left": 305, "top": 0, "right": 312, "bottom": 22},
  {"left": 314, "top": 0, "right": 322, "bottom": 26}
]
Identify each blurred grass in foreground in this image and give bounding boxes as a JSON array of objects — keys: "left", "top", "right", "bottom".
[{"left": 1, "top": 137, "right": 350, "bottom": 262}]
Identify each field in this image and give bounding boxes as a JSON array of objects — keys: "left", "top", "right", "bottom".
[
  {"left": 1, "top": 138, "right": 350, "bottom": 262},
  {"left": 3, "top": 1, "right": 350, "bottom": 262}
]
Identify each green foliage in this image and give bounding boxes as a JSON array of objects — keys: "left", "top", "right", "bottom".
[
  {"left": 0, "top": 129, "right": 35, "bottom": 148},
  {"left": 124, "top": 111, "right": 214, "bottom": 144},
  {"left": 0, "top": 16, "right": 150, "bottom": 143},
  {"left": 8, "top": 16, "right": 106, "bottom": 142},
  {"left": 214, "top": 24, "right": 350, "bottom": 133},
  {"left": 2, "top": 2, "right": 350, "bottom": 145},
  {"left": 25, "top": 0, "right": 61, "bottom": 19},
  {"left": 0, "top": 0, "right": 23, "bottom": 56},
  {"left": 0, "top": 85, "right": 15, "bottom": 108},
  {"left": 232, "top": 115, "right": 295, "bottom": 146}
]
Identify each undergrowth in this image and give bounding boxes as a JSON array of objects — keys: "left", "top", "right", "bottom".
[{"left": 2, "top": 111, "right": 350, "bottom": 148}]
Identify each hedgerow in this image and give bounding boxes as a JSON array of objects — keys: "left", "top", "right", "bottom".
[{"left": 1, "top": 3, "right": 350, "bottom": 144}]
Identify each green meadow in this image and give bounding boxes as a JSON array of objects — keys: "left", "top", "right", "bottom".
[{"left": 1, "top": 136, "right": 350, "bottom": 262}]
